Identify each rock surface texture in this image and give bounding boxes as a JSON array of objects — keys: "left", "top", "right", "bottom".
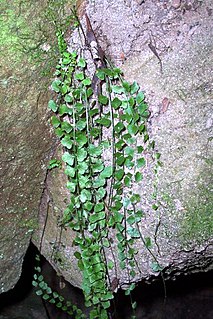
[
  {"left": 32, "top": 0, "right": 213, "bottom": 289},
  {"left": 0, "top": 0, "right": 68, "bottom": 293}
]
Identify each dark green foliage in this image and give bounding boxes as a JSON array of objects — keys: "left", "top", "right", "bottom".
[{"left": 39, "top": 19, "right": 163, "bottom": 319}]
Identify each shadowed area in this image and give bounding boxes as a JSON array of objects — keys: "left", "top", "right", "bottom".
[{"left": 0, "top": 244, "right": 212, "bottom": 319}]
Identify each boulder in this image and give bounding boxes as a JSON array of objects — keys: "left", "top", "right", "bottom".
[{"left": 32, "top": 0, "right": 213, "bottom": 289}]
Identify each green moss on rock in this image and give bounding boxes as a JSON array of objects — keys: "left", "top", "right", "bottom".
[{"left": 180, "top": 186, "right": 213, "bottom": 244}]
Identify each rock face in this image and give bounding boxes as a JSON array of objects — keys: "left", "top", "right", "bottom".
[
  {"left": 0, "top": 0, "right": 71, "bottom": 293},
  {"left": 32, "top": 0, "right": 213, "bottom": 289}
]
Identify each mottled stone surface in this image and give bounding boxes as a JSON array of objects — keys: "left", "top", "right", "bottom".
[{"left": 0, "top": 0, "right": 70, "bottom": 293}]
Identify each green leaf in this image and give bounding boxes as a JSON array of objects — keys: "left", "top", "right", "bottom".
[
  {"left": 124, "top": 146, "right": 135, "bottom": 156},
  {"left": 78, "top": 175, "right": 90, "bottom": 189},
  {"left": 74, "top": 251, "right": 82, "bottom": 260},
  {"left": 132, "top": 301, "right": 137, "bottom": 310},
  {"left": 98, "top": 95, "right": 109, "bottom": 105},
  {"left": 102, "top": 67, "right": 114, "bottom": 77},
  {"left": 155, "top": 152, "right": 161, "bottom": 159},
  {"left": 83, "top": 201, "right": 94, "bottom": 211},
  {"left": 102, "top": 238, "right": 110, "bottom": 248},
  {"left": 36, "top": 290, "right": 43, "bottom": 296},
  {"left": 107, "top": 261, "right": 114, "bottom": 270},
  {"left": 51, "top": 80, "right": 61, "bottom": 92},
  {"left": 124, "top": 157, "right": 134, "bottom": 169},
  {"left": 64, "top": 165, "right": 75, "bottom": 177},
  {"left": 62, "top": 152, "right": 74, "bottom": 166},
  {"left": 124, "top": 175, "right": 131, "bottom": 187},
  {"left": 76, "top": 133, "right": 87, "bottom": 147},
  {"left": 92, "top": 296, "right": 99, "bottom": 305},
  {"left": 114, "top": 211, "right": 123, "bottom": 223},
  {"left": 144, "top": 237, "right": 152, "bottom": 248},
  {"left": 115, "top": 169, "right": 125, "bottom": 181},
  {"left": 92, "top": 160, "right": 104, "bottom": 173},
  {"left": 126, "top": 136, "right": 136, "bottom": 144},
  {"left": 115, "top": 140, "right": 125, "bottom": 150},
  {"left": 62, "top": 57, "right": 71, "bottom": 65},
  {"left": 151, "top": 262, "right": 163, "bottom": 272},
  {"left": 129, "top": 97, "right": 135, "bottom": 107},
  {"left": 122, "top": 81, "right": 131, "bottom": 92},
  {"left": 61, "top": 136, "right": 72, "bottom": 149},
  {"left": 130, "top": 193, "right": 141, "bottom": 203},
  {"left": 127, "top": 123, "right": 138, "bottom": 135},
  {"left": 116, "top": 232, "right": 125, "bottom": 242},
  {"left": 111, "top": 85, "right": 124, "bottom": 94},
  {"left": 137, "top": 146, "right": 144, "bottom": 153},
  {"left": 116, "top": 224, "right": 125, "bottom": 235},
  {"left": 127, "top": 215, "right": 135, "bottom": 225},
  {"left": 138, "top": 102, "right": 148, "bottom": 115},
  {"left": 112, "top": 67, "right": 122, "bottom": 77},
  {"left": 87, "top": 87, "right": 93, "bottom": 98},
  {"left": 120, "top": 260, "right": 126, "bottom": 270},
  {"left": 127, "top": 227, "right": 140, "bottom": 238},
  {"left": 96, "top": 117, "right": 111, "bottom": 128},
  {"left": 111, "top": 97, "right": 122, "bottom": 109},
  {"left": 61, "top": 84, "right": 69, "bottom": 95},
  {"left": 67, "top": 181, "right": 76, "bottom": 192},
  {"left": 75, "top": 72, "right": 84, "bottom": 80},
  {"left": 61, "top": 121, "right": 72, "bottom": 133},
  {"left": 112, "top": 198, "right": 121, "bottom": 209},
  {"left": 89, "top": 108, "right": 99, "bottom": 117},
  {"left": 77, "top": 148, "right": 87, "bottom": 162},
  {"left": 53, "top": 292, "right": 59, "bottom": 298},
  {"left": 135, "top": 209, "right": 144, "bottom": 218},
  {"left": 95, "top": 187, "right": 106, "bottom": 201},
  {"left": 77, "top": 162, "right": 88, "bottom": 174},
  {"left": 130, "top": 81, "right": 139, "bottom": 94},
  {"left": 59, "top": 104, "right": 72, "bottom": 115},
  {"left": 46, "top": 287, "right": 52, "bottom": 294},
  {"left": 78, "top": 58, "right": 86, "bottom": 68},
  {"left": 152, "top": 204, "right": 159, "bottom": 210},
  {"left": 82, "top": 78, "right": 91, "bottom": 86},
  {"left": 48, "top": 100, "right": 58, "bottom": 112},
  {"left": 144, "top": 134, "right": 149, "bottom": 142},
  {"left": 94, "top": 202, "right": 104, "bottom": 212},
  {"left": 48, "top": 159, "right": 61, "bottom": 170},
  {"left": 32, "top": 281, "right": 38, "bottom": 287},
  {"left": 80, "top": 189, "right": 92, "bottom": 202},
  {"left": 116, "top": 154, "right": 125, "bottom": 166},
  {"left": 88, "top": 144, "right": 102, "bottom": 157},
  {"left": 51, "top": 116, "right": 60, "bottom": 128},
  {"left": 136, "top": 91, "right": 145, "bottom": 104},
  {"left": 59, "top": 295, "right": 64, "bottom": 302},
  {"left": 89, "top": 211, "right": 105, "bottom": 224},
  {"left": 64, "top": 94, "right": 73, "bottom": 103},
  {"left": 125, "top": 283, "right": 136, "bottom": 296},
  {"left": 114, "top": 122, "right": 125, "bottom": 134},
  {"left": 96, "top": 69, "right": 105, "bottom": 80},
  {"left": 93, "top": 177, "right": 106, "bottom": 188},
  {"left": 75, "top": 102, "right": 84, "bottom": 112},
  {"left": 90, "top": 127, "right": 101, "bottom": 138},
  {"left": 137, "top": 157, "right": 146, "bottom": 168},
  {"left": 76, "top": 119, "right": 86, "bottom": 130},
  {"left": 42, "top": 294, "right": 50, "bottom": 300},
  {"left": 102, "top": 301, "right": 110, "bottom": 309},
  {"left": 135, "top": 172, "right": 143, "bottom": 182},
  {"left": 100, "top": 166, "right": 113, "bottom": 178}
]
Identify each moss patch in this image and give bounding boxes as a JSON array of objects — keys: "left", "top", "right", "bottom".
[
  {"left": 180, "top": 185, "right": 213, "bottom": 245},
  {"left": 0, "top": 0, "right": 76, "bottom": 76}
]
